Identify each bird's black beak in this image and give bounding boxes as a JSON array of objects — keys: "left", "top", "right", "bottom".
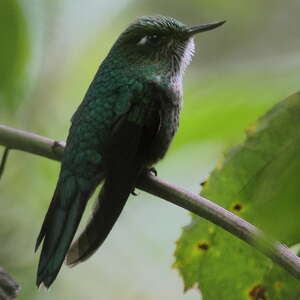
[{"left": 188, "top": 20, "right": 226, "bottom": 36}]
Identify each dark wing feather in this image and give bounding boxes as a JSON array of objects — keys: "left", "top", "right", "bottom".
[{"left": 66, "top": 103, "right": 161, "bottom": 265}]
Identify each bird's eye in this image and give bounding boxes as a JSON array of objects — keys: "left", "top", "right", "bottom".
[
  {"left": 147, "top": 35, "right": 160, "bottom": 45},
  {"left": 137, "top": 34, "right": 162, "bottom": 47}
]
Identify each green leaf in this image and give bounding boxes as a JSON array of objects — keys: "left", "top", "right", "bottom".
[
  {"left": 0, "top": 0, "right": 29, "bottom": 111},
  {"left": 174, "top": 91, "right": 300, "bottom": 299}
]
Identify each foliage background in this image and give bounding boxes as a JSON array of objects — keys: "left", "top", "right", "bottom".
[{"left": 0, "top": 0, "right": 299, "bottom": 299}]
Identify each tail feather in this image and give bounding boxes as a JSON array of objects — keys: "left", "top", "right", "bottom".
[
  {"left": 66, "top": 167, "right": 140, "bottom": 266},
  {"left": 37, "top": 194, "right": 87, "bottom": 287},
  {"left": 36, "top": 175, "right": 95, "bottom": 287},
  {"left": 35, "top": 187, "right": 59, "bottom": 252}
]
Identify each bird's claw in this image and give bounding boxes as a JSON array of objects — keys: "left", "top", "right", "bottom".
[
  {"left": 148, "top": 167, "right": 157, "bottom": 176},
  {"left": 131, "top": 188, "right": 138, "bottom": 196}
]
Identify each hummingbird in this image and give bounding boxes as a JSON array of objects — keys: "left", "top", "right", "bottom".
[{"left": 35, "top": 15, "right": 225, "bottom": 287}]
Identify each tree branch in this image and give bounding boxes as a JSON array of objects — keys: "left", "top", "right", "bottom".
[{"left": 1, "top": 124, "right": 300, "bottom": 281}]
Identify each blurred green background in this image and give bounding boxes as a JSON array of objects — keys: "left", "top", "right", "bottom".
[{"left": 0, "top": 0, "right": 299, "bottom": 299}]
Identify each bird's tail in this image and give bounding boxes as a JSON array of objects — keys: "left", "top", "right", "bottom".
[
  {"left": 66, "top": 166, "right": 140, "bottom": 266},
  {"left": 35, "top": 174, "right": 97, "bottom": 288}
]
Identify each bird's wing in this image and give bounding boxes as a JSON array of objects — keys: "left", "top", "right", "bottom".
[
  {"left": 35, "top": 78, "right": 162, "bottom": 287},
  {"left": 66, "top": 99, "right": 161, "bottom": 266},
  {"left": 35, "top": 89, "right": 130, "bottom": 287},
  {"left": 35, "top": 111, "right": 108, "bottom": 288}
]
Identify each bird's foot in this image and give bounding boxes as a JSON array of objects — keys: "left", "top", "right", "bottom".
[
  {"left": 149, "top": 167, "right": 157, "bottom": 176},
  {"left": 147, "top": 167, "right": 157, "bottom": 176},
  {"left": 131, "top": 188, "right": 138, "bottom": 196}
]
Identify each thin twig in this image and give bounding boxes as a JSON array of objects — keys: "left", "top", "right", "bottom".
[
  {"left": 0, "top": 148, "right": 10, "bottom": 180},
  {"left": 0, "top": 124, "right": 300, "bottom": 281}
]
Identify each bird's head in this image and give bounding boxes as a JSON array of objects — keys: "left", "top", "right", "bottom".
[{"left": 109, "top": 15, "right": 225, "bottom": 76}]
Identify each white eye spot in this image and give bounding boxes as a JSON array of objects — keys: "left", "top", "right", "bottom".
[{"left": 137, "top": 36, "right": 148, "bottom": 46}]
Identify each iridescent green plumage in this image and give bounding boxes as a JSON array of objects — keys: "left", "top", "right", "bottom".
[{"left": 35, "top": 15, "right": 225, "bottom": 287}]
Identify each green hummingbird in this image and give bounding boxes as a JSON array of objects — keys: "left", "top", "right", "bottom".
[{"left": 35, "top": 15, "right": 225, "bottom": 287}]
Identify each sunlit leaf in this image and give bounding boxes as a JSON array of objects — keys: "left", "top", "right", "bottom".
[{"left": 174, "top": 91, "right": 300, "bottom": 299}]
